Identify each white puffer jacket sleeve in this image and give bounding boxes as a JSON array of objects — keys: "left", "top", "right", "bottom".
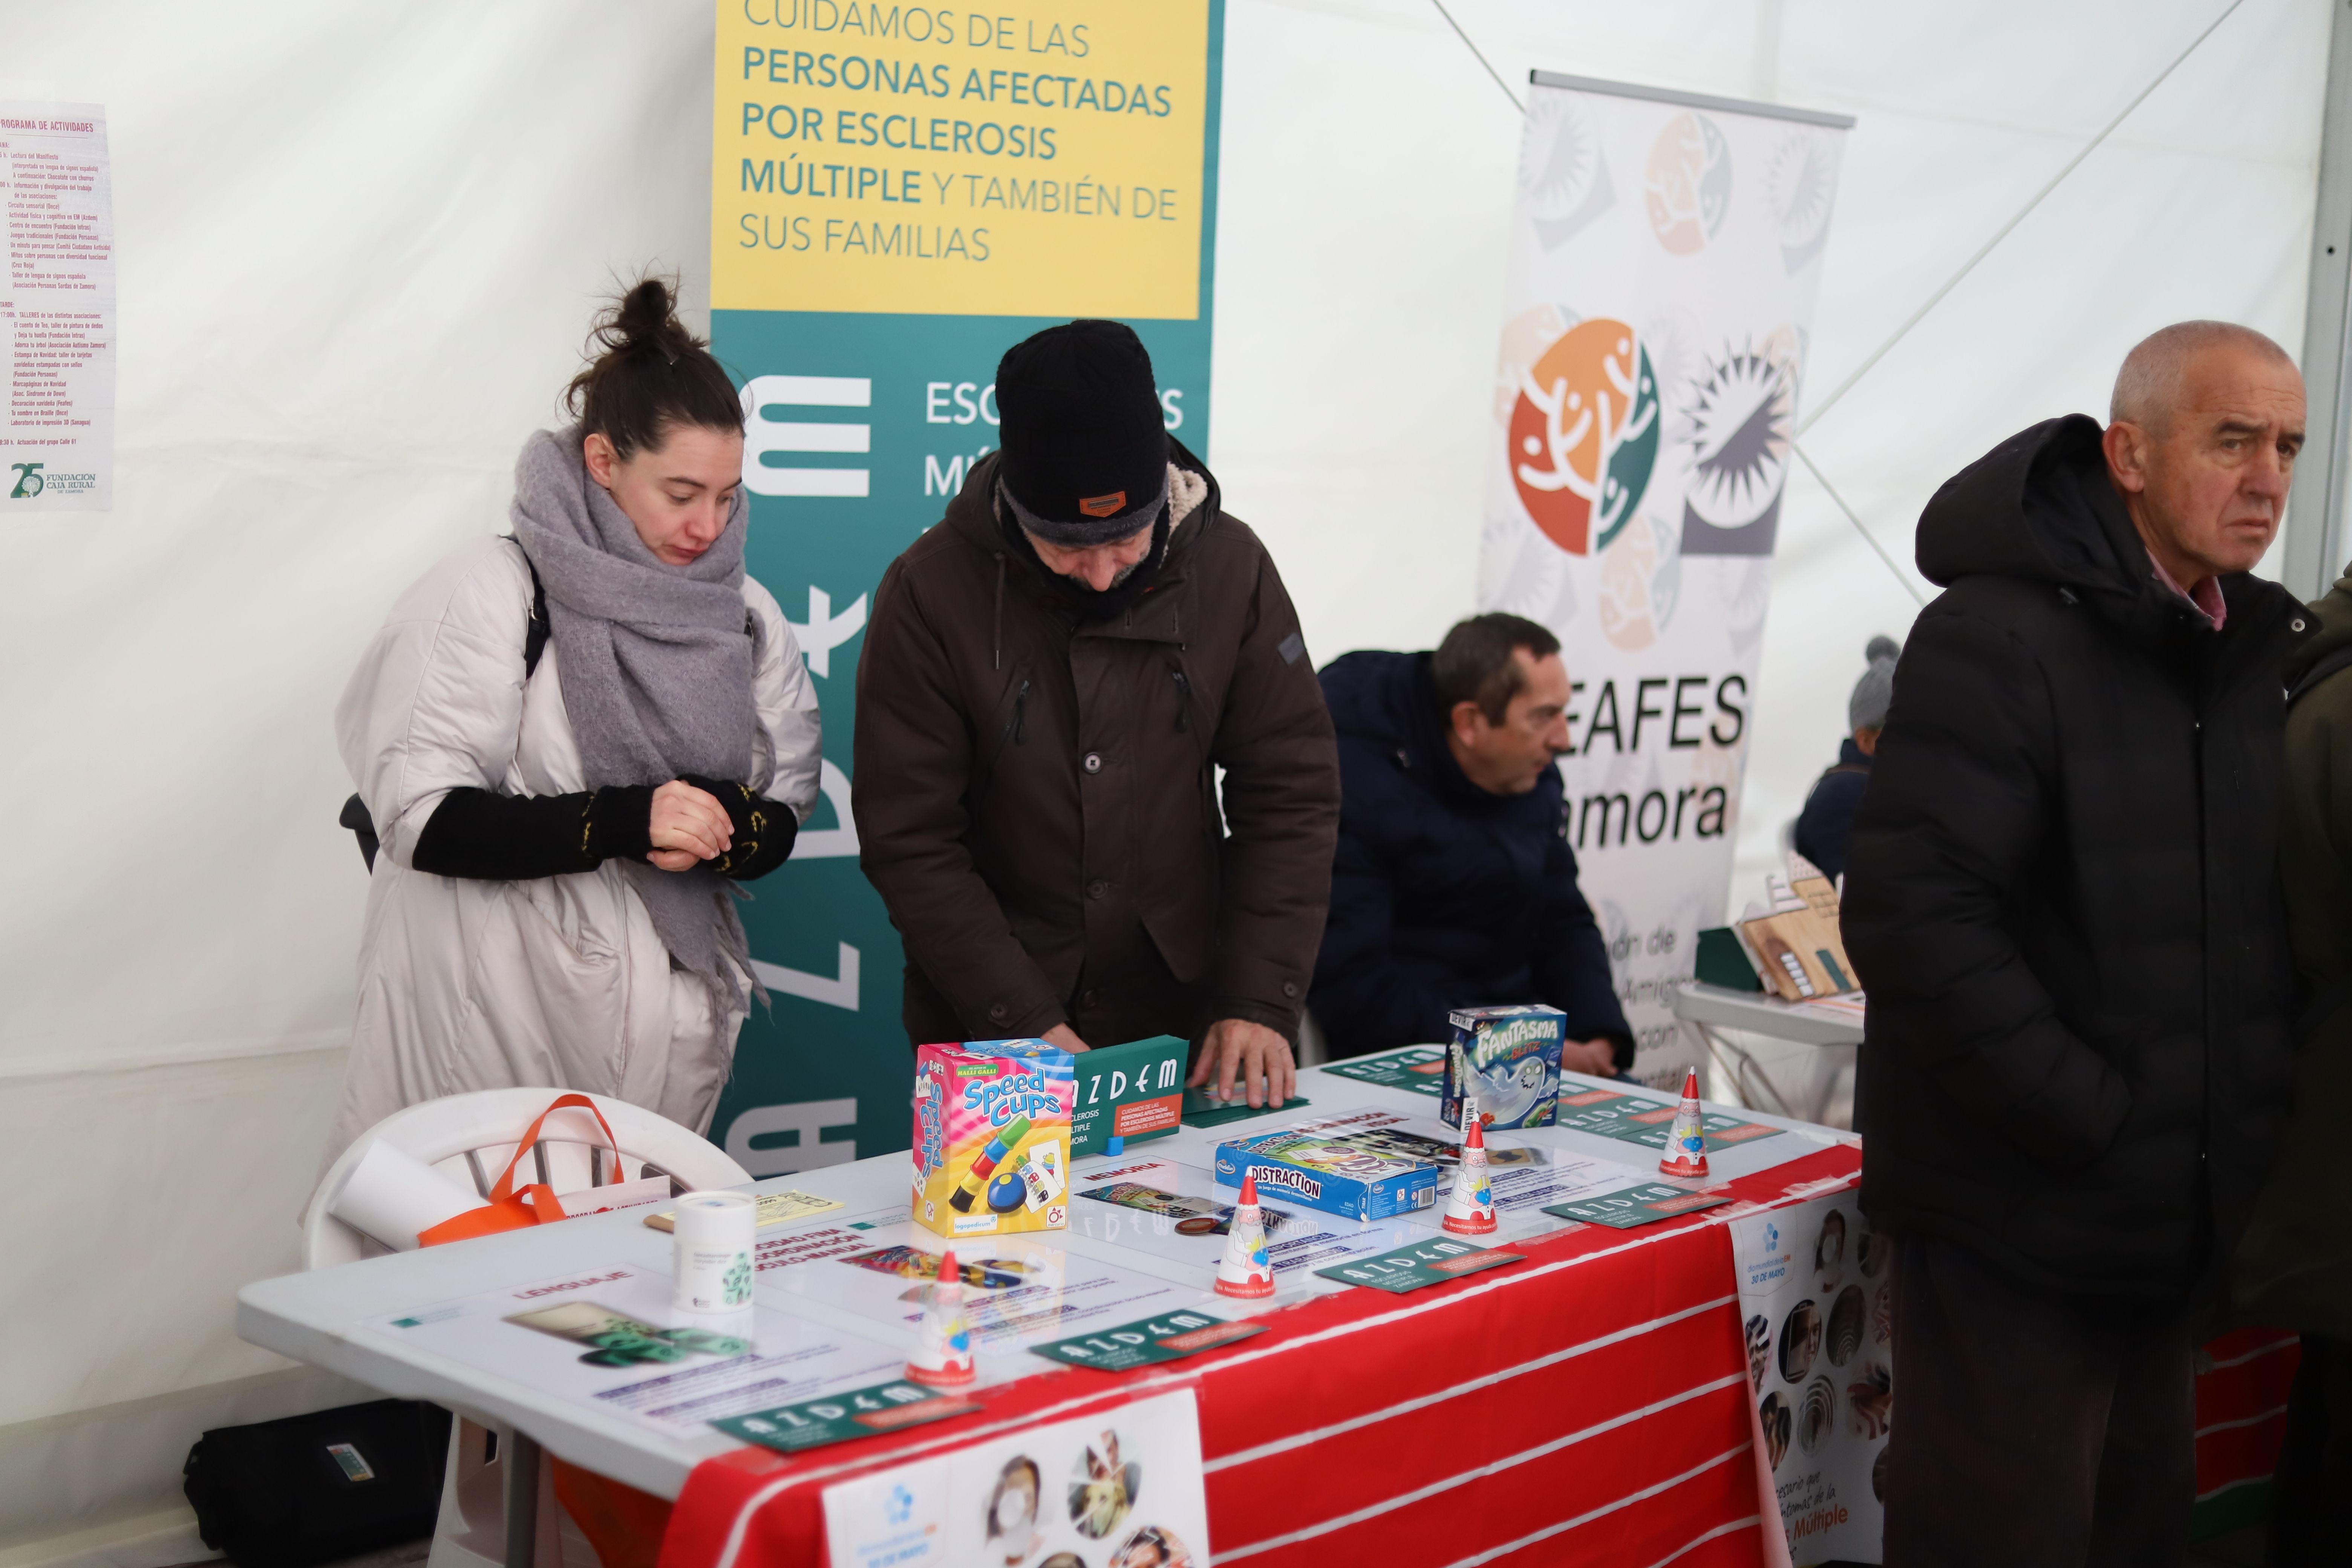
[
  {"left": 335, "top": 537, "right": 533, "bottom": 871},
  {"left": 744, "top": 576, "right": 822, "bottom": 821}
]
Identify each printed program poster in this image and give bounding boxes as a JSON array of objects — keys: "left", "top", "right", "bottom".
[
  {"left": 0, "top": 100, "right": 113, "bottom": 511},
  {"left": 1730, "top": 1191, "right": 1893, "bottom": 1564},
  {"left": 824, "top": 1388, "right": 1210, "bottom": 1568},
  {"left": 368, "top": 1264, "right": 907, "bottom": 1437}
]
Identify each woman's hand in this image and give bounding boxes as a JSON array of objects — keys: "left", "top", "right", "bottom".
[{"left": 647, "top": 779, "right": 732, "bottom": 871}]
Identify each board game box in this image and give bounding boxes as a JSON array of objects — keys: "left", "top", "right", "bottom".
[
  {"left": 1213, "top": 1119, "right": 1441, "bottom": 1221},
  {"left": 911, "top": 1039, "right": 1074, "bottom": 1238},
  {"left": 1442, "top": 1004, "right": 1567, "bottom": 1130}
]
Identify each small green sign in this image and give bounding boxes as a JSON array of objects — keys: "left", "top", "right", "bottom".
[
  {"left": 1071, "top": 1034, "right": 1190, "bottom": 1157},
  {"left": 1318, "top": 1046, "right": 1448, "bottom": 1097},
  {"left": 1551, "top": 1089, "right": 1783, "bottom": 1153},
  {"left": 1180, "top": 1088, "right": 1309, "bottom": 1129},
  {"left": 1314, "top": 1237, "right": 1524, "bottom": 1294},
  {"left": 1542, "top": 1183, "right": 1734, "bottom": 1230},
  {"left": 1029, "top": 1309, "right": 1268, "bottom": 1372},
  {"left": 710, "top": 1380, "right": 981, "bottom": 1455}
]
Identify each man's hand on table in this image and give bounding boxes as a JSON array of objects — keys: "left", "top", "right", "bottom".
[
  {"left": 1186, "top": 1018, "right": 1296, "bottom": 1109},
  {"left": 1562, "top": 1037, "right": 1619, "bottom": 1077}
]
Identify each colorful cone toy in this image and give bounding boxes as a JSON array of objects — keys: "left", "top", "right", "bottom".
[
  {"left": 1442, "top": 1116, "right": 1498, "bottom": 1236},
  {"left": 1658, "top": 1067, "right": 1710, "bottom": 1179},
  {"left": 1215, "top": 1171, "right": 1277, "bottom": 1298},
  {"left": 905, "top": 1249, "right": 977, "bottom": 1386}
]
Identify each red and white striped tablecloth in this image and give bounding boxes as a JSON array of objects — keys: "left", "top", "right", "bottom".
[{"left": 657, "top": 1144, "right": 1862, "bottom": 1568}]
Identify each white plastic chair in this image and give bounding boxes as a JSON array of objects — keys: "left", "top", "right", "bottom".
[{"left": 303, "top": 1089, "right": 753, "bottom": 1568}]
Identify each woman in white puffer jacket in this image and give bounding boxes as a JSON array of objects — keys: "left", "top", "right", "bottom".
[{"left": 324, "top": 280, "right": 820, "bottom": 1163}]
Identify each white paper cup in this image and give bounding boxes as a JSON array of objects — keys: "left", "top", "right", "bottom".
[
  {"left": 671, "top": 1190, "right": 756, "bottom": 1314},
  {"left": 329, "top": 1140, "right": 490, "bottom": 1251}
]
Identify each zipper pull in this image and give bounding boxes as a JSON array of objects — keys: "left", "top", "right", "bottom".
[{"left": 1171, "top": 668, "right": 1191, "bottom": 732}]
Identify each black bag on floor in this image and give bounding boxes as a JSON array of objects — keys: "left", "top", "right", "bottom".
[{"left": 183, "top": 1399, "right": 451, "bottom": 1568}]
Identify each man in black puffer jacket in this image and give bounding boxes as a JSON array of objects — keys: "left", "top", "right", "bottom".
[
  {"left": 1311, "top": 614, "right": 1631, "bottom": 1069},
  {"left": 1842, "top": 321, "right": 2308, "bottom": 1567}
]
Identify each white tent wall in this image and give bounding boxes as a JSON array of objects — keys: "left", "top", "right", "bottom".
[{"left": 0, "top": 0, "right": 2327, "bottom": 1554}]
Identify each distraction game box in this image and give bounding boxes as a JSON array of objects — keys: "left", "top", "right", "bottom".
[
  {"left": 1213, "top": 1119, "right": 1441, "bottom": 1222},
  {"left": 911, "top": 1039, "right": 1074, "bottom": 1239},
  {"left": 1442, "top": 1005, "right": 1567, "bottom": 1131}
]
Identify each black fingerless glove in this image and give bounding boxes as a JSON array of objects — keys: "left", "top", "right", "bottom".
[
  {"left": 413, "top": 784, "right": 655, "bottom": 880},
  {"left": 680, "top": 775, "right": 800, "bottom": 880}
]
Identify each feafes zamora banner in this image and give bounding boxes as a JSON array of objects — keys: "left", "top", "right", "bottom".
[
  {"left": 1478, "top": 74, "right": 1851, "bottom": 1086},
  {"left": 706, "top": 1, "right": 1224, "bottom": 1175}
]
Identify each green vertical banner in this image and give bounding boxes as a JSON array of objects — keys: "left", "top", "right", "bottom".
[{"left": 707, "top": 2, "right": 1224, "bottom": 1177}]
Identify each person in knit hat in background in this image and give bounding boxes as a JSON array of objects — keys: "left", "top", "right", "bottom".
[
  {"left": 1792, "top": 634, "right": 1900, "bottom": 882},
  {"left": 853, "top": 320, "right": 1340, "bottom": 1107}
]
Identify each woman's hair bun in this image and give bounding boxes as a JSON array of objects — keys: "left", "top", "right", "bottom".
[
  {"left": 607, "top": 278, "right": 694, "bottom": 363},
  {"left": 564, "top": 274, "right": 743, "bottom": 458}
]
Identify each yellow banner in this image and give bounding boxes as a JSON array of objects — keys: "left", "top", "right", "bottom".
[{"left": 714, "top": 2, "right": 1209, "bottom": 318}]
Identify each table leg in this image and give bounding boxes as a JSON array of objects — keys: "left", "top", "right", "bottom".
[{"left": 503, "top": 1427, "right": 541, "bottom": 1568}]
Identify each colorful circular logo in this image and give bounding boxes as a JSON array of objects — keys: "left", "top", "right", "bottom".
[
  {"left": 1508, "top": 317, "right": 1660, "bottom": 557},
  {"left": 1645, "top": 112, "right": 1732, "bottom": 254}
]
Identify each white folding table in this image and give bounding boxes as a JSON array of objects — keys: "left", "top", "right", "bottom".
[
  {"left": 1671, "top": 978, "right": 1865, "bottom": 1125},
  {"left": 238, "top": 1060, "right": 1842, "bottom": 1564}
]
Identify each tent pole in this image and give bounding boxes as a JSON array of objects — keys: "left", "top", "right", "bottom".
[{"left": 2289, "top": 0, "right": 2352, "bottom": 602}]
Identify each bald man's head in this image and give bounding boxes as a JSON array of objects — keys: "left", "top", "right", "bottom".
[
  {"left": 2101, "top": 320, "right": 2305, "bottom": 592},
  {"left": 2111, "top": 321, "right": 2295, "bottom": 436}
]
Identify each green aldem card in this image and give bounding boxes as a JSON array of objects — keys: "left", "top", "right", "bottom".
[
  {"left": 1542, "top": 1183, "right": 1735, "bottom": 1230},
  {"left": 1552, "top": 1089, "right": 1782, "bottom": 1152},
  {"left": 1030, "top": 1309, "right": 1269, "bottom": 1372},
  {"left": 1180, "top": 1087, "right": 1308, "bottom": 1128},
  {"left": 1070, "top": 1034, "right": 1190, "bottom": 1157},
  {"left": 1318, "top": 1046, "right": 1448, "bottom": 1097},
  {"left": 1314, "top": 1237, "right": 1525, "bottom": 1294},
  {"left": 710, "top": 1380, "right": 981, "bottom": 1455}
]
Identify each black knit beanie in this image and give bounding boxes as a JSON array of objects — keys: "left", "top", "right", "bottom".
[{"left": 995, "top": 320, "right": 1170, "bottom": 547}]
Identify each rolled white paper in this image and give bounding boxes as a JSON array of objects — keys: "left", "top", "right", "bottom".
[
  {"left": 329, "top": 1139, "right": 492, "bottom": 1251},
  {"left": 672, "top": 1190, "right": 756, "bottom": 1314}
]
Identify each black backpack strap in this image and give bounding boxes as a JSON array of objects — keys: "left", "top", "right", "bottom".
[
  {"left": 519, "top": 547, "right": 551, "bottom": 677},
  {"left": 338, "top": 793, "right": 379, "bottom": 873},
  {"left": 2287, "top": 643, "right": 2352, "bottom": 710}
]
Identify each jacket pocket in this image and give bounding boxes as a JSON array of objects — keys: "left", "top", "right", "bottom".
[{"left": 969, "top": 666, "right": 1033, "bottom": 819}]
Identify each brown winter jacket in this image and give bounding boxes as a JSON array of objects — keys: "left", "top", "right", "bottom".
[{"left": 851, "top": 441, "right": 1340, "bottom": 1050}]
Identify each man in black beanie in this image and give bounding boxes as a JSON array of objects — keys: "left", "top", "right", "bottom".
[{"left": 853, "top": 320, "right": 1340, "bottom": 1104}]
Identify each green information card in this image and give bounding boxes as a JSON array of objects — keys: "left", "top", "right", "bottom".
[
  {"left": 1318, "top": 1046, "right": 1448, "bottom": 1097},
  {"left": 1072, "top": 1034, "right": 1190, "bottom": 1157},
  {"left": 1551, "top": 1088, "right": 1784, "bottom": 1154},
  {"left": 1314, "top": 1237, "right": 1525, "bottom": 1294},
  {"left": 1179, "top": 1088, "right": 1309, "bottom": 1129},
  {"left": 1029, "top": 1309, "right": 1268, "bottom": 1372},
  {"left": 1542, "top": 1182, "right": 1734, "bottom": 1230},
  {"left": 710, "top": 1380, "right": 981, "bottom": 1455}
]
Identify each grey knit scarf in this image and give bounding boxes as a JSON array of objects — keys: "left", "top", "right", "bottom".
[{"left": 508, "top": 426, "right": 760, "bottom": 1012}]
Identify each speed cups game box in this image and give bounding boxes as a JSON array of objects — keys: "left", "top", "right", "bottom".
[
  {"left": 912, "top": 1039, "right": 1075, "bottom": 1238},
  {"left": 1443, "top": 1005, "right": 1567, "bottom": 1131},
  {"left": 1213, "top": 1121, "right": 1441, "bottom": 1222}
]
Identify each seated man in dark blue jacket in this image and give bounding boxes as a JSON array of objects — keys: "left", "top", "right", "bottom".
[{"left": 1311, "top": 614, "right": 1632, "bottom": 1071}]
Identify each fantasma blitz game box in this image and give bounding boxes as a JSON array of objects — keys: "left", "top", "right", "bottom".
[
  {"left": 911, "top": 1039, "right": 1074, "bottom": 1238},
  {"left": 1442, "top": 1004, "right": 1567, "bottom": 1131}
]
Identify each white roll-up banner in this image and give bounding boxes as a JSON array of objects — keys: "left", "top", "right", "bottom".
[{"left": 1479, "top": 74, "right": 1853, "bottom": 1084}]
